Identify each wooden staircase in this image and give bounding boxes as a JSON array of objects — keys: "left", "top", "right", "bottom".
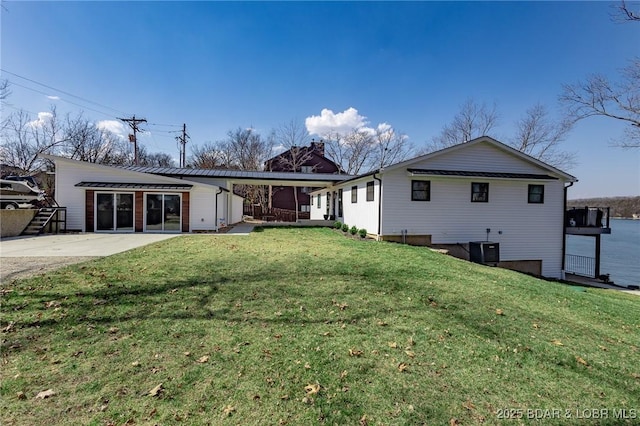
[{"left": 21, "top": 208, "right": 59, "bottom": 236}]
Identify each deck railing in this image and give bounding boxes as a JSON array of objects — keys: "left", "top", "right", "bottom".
[
  {"left": 565, "top": 206, "right": 610, "bottom": 229},
  {"left": 243, "top": 204, "right": 309, "bottom": 222},
  {"left": 565, "top": 254, "right": 595, "bottom": 278}
]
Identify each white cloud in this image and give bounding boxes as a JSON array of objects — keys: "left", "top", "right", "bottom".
[
  {"left": 96, "top": 120, "right": 127, "bottom": 139},
  {"left": 46, "top": 95, "right": 60, "bottom": 100},
  {"left": 305, "top": 107, "right": 370, "bottom": 136},
  {"left": 28, "top": 111, "right": 54, "bottom": 128}
]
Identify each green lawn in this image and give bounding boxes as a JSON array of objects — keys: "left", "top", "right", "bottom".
[{"left": 1, "top": 228, "right": 638, "bottom": 425}]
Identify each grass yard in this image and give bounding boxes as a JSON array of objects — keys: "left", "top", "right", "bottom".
[{"left": 1, "top": 227, "right": 639, "bottom": 425}]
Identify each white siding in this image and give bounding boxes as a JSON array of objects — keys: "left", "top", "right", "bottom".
[
  {"left": 408, "top": 142, "right": 545, "bottom": 174},
  {"left": 231, "top": 194, "right": 244, "bottom": 224},
  {"left": 190, "top": 186, "right": 217, "bottom": 231},
  {"left": 54, "top": 158, "right": 222, "bottom": 233},
  {"left": 310, "top": 191, "right": 324, "bottom": 220},
  {"left": 381, "top": 168, "right": 566, "bottom": 277},
  {"left": 341, "top": 181, "right": 379, "bottom": 234}
]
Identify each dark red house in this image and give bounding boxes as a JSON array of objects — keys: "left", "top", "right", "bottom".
[{"left": 264, "top": 141, "right": 342, "bottom": 217}]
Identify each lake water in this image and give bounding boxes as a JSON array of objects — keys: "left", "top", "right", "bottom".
[{"left": 566, "top": 219, "right": 640, "bottom": 286}]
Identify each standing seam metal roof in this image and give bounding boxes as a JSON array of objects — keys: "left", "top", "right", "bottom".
[{"left": 122, "top": 166, "right": 349, "bottom": 182}]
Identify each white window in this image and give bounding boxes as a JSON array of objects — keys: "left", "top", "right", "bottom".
[
  {"left": 300, "top": 205, "right": 310, "bottom": 212},
  {"left": 301, "top": 166, "right": 313, "bottom": 173}
]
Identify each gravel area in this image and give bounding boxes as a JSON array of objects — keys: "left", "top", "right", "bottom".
[{"left": 1, "top": 256, "right": 98, "bottom": 282}]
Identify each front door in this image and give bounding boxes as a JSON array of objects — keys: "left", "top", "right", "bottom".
[
  {"left": 96, "top": 193, "right": 134, "bottom": 231},
  {"left": 145, "top": 193, "right": 181, "bottom": 232}
]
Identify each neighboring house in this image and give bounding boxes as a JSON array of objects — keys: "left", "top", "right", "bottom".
[
  {"left": 43, "top": 154, "right": 345, "bottom": 233},
  {"left": 264, "top": 141, "right": 342, "bottom": 215},
  {"left": 311, "top": 136, "right": 578, "bottom": 279}
]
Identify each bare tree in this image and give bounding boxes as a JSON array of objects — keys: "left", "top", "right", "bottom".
[
  {"left": 0, "top": 107, "right": 64, "bottom": 174},
  {"left": 372, "top": 125, "right": 414, "bottom": 169},
  {"left": 322, "top": 129, "right": 375, "bottom": 175},
  {"left": 137, "top": 146, "right": 175, "bottom": 167},
  {"left": 612, "top": 0, "right": 640, "bottom": 22},
  {"left": 62, "top": 113, "right": 130, "bottom": 165},
  {"left": 510, "top": 104, "right": 576, "bottom": 169},
  {"left": 270, "top": 119, "right": 316, "bottom": 219},
  {"left": 0, "top": 79, "right": 10, "bottom": 100},
  {"left": 560, "top": 58, "right": 640, "bottom": 148},
  {"left": 189, "top": 141, "right": 226, "bottom": 169},
  {"left": 427, "top": 98, "right": 499, "bottom": 151}
]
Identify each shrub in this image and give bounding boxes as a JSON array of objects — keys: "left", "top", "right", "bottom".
[
  {"left": 334, "top": 221, "right": 342, "bottom": 229},
  {"left": 350, "top": 225, "right": 358, "bottom": 235},
  {"left": 341, "top": 223, "right": 349, "bottom": 232},
  {"left": 358, "top": 228, "right": 367, "bottom": 238}
]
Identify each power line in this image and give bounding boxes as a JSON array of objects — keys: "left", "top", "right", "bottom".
[
  {"left": 1, "top": 68, "right": 131, "bottom": 116},
  {"left": 6, "top": 80, "right": 121, "bottom": 119}
]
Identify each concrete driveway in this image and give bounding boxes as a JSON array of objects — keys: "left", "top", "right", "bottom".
[{"left": 1, "top": 233, "right": 180, "bottom": 281}]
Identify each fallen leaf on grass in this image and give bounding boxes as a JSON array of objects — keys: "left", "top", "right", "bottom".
[
  {"left": 631, "top": 373, "right": 640, "bottom": 379},
  {"left": 388, "top": 342, "right": 398, "bottom": 348},
  {"left": 495, "top": 309, "right": 504, "bottom": 316},
  {"left": 349, "top": 348, "right": 364, "bottom": 357},
  {"left": 304, "top": 383, "right": 320, "bottom": 395},
  {"left": 184, "top": 351, "right": 191, "bottom": 357},
  {"left": 533, "top": 323, "right": 540, "bottom": 329},
  {"left": 340, "top": 370, "right": 348, "bottom": 379},
  {"left": 222, "top": 405, "right": 236, "bottom": 416},
  {"left": 551, "top": 339, "right": 564, "bottom": 346},
  {"left": 377, "top": 320, "right": 388, "bottom": 326},
  {"left": 197, "top": 355, "right": 210, "bottom": 363},
  {"left": 2, "top": 322, "right": 15, "bottom": 333},
  {"left": 35, "top": 389, "right": 55, "bottom": 399},
  {"left": 360, "top": 414, "right": 368, "bottom": 425},
  {"left": 450, "top": 418, "right": 460, "bottom": 426},
  {"left": 148, "top": 383, "right": 163, "bottom": 397},
  {"left": 131, "top": 361, "right": 140, "bottom": 367},
  {"left": 463, "top": 400, "right": 476, "bottom": 410},
  {"left": 405, "top": 350, "right": 416, "bottom": 358},
  {"left": 576, "top": 356, "right": 589, "bottom": 366},
  {"left": 397, "top": 363, "right": 408, "bottom": 372},
  {"left": 108, "top": 327, "right": 119, "bottom": 334},
  {"left": 16, "top": 391, "right": 26, "bottom": 400}
]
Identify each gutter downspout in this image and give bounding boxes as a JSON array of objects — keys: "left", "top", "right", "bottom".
[
  {"left": 215, "top": 188, "right": 224, "bottom": 232},
  {"left": 373, "top": 171, "right": 382, "bottom": 239},
  {"left": 562, "top": 181, "right": 574, "bottom": 276}
]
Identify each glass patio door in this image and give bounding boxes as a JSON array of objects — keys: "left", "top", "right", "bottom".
[
  {"left": 145, "top": 193, "right": 181, "bottom": 232},
  {"left": 96, "top": 193, "right": 134, "bottom": 231}
]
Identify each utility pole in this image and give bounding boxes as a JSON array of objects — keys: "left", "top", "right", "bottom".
[
  {"left": 118, "top": 115, "right": 147, "bottom": 166},
  {"left": 175, "top": 123, "right": 189, "bottom": 167}
]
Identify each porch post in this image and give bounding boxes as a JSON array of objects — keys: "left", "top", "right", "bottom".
[{"left": 594, "top": 234, "right": 601, "bottom": 278}]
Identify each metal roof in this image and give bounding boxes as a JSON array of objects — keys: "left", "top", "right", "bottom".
[
  {"left": 406, "top": 169, "right": 559, "bottom": 180},
  {"left": 122, "top": 166, "right": 349, "bottom": 182},
  {"left": 75, "top": 181, "right": 193, "bottom": 189}
]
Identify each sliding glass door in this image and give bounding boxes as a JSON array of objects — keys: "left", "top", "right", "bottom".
[
  {"left": 96, "top": 193, "right": 134, "bottom": 231},
  {"left": 145, "top": 193, "right": 181, "bottom": 232}
]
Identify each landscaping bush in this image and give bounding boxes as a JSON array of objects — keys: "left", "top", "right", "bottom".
[
  {"left": 358, "top": 228, "right": 367, "bottom": 238},
  {"left": 341, "top": 223, "right": 349, "bottom": 232},
  {"left": 334, "top": 221, "right": 342, "bottom": 229},
  {"left": 350, "top": 225, "right": 358, "bottom": 235}
]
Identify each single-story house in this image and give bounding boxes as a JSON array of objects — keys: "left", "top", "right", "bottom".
[
  {"left": 43, "top": 154, "right": 346, "bottom": 233},
  {"left": 310, "top": 136, "right": 578, "bottom": 279}
]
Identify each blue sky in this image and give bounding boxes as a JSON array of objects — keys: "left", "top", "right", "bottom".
[{"left": 1, "top": 1, "right": 638, "bottom": 198}]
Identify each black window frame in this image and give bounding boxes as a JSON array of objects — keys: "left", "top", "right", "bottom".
[
  {"left": 351, "top": 185, "right": 358, "bottom": 203},
  {"left": 411, "top": 180, "right": 431, "bottom": 201},
  {"left": 316, "top": 193, "right": 321, "bottom": 209},
  {"left": 338, "top": 188, "right": 343, "bottom": 217},
  {"left": 366, "top": 181, "right": 375, "bottom": 202},
  {"left": 528, "top": 184, "right": 544, "bottom": 204},
  {"left": 471, "top": 182, "right": 489, "bottom": 203}
]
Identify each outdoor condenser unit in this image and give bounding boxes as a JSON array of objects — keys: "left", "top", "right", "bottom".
[{"left": 469, "top": 241, "right": 500, "bottom": 265}]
